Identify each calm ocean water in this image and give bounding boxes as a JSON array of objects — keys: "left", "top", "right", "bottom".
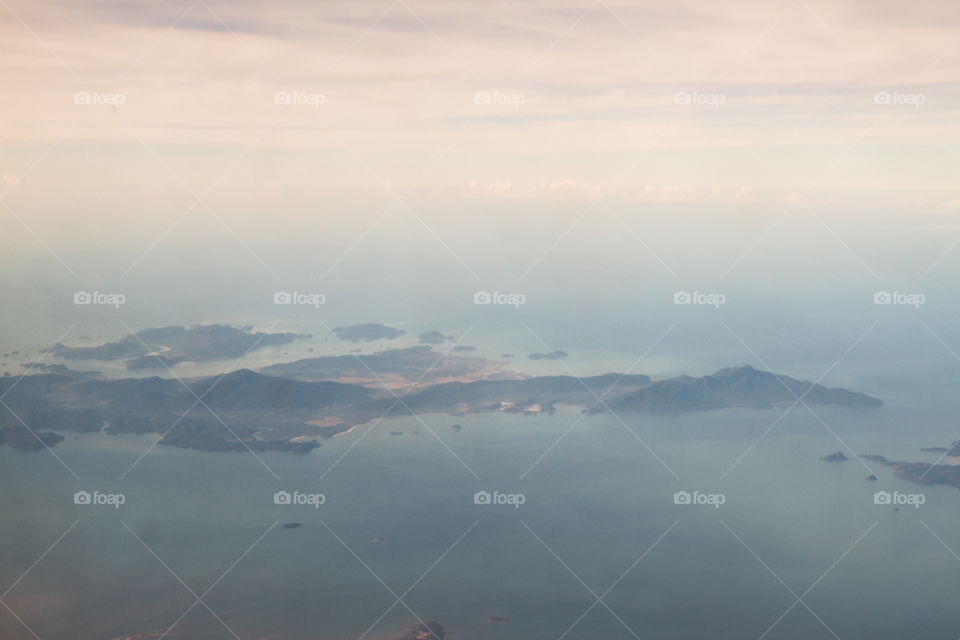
[{"left": 2, "top": 405, "right": 960, "bottom": 640}]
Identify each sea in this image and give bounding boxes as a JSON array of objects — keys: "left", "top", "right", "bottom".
[{"left": 3, "top": 402, "right": 960, "bottom": 640}]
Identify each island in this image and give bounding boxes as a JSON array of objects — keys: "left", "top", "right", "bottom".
[
  {"left": 260, "top": 345, "right": 507, "bottom": 387},
  {"left": 821, "top": 451, "right": 848, "bottom": 462},
  {"left": 0, "top": 426, "right": 64, "bottom": 452},
  {"left": 861, "top": 448, "right": 960, "bottom": 490},
  {"left": 333, "top": 323, "right": 405, "bottom": 342},
  {"left": 48, "top": 325, "right": 306, "bottom": 370},
  {"left": 528, "top": 350, "right": 568, "bottom": 360},
  {"left": 0, "top": 333, "right": 883, "bottom": 455},
  {"left": 417, "top": 330, "right": 450, "bottom": 344}
]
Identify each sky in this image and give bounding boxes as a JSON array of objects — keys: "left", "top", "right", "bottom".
[
  {"left": 3, "top": 0, "right": 960, "bottom": 200},
  {"left": 1, "top": 0, "right": 960, "bottom": 399}
]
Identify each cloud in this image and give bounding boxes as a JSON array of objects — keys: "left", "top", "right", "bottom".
[
  {"left": 632, "top": 185, "right": 694, "bottom": 202},
  {"left": 467, "top": 180, "right": 513, "bottom": 196},
  {"left": 1, "top": 0, "right": 957, "bottom": 202}
]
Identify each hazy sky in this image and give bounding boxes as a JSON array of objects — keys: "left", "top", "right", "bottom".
[
  {"left": 3, "top": 0, "right": 960, "bottom": 200},
  {"left": 2, "top": 0, "right": 960, "bottom": 398}
]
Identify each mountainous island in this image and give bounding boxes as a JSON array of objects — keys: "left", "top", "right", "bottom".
[
  {"left": 0, "top": 325, "right": 882, "bottom": 454},
  {"left": 48, "top": 324, "right": 307, "bottom": 370}
]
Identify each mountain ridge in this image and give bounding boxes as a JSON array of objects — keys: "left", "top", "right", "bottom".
[{"left": 0, "top": 357, "right": 881, "bottom": 454}]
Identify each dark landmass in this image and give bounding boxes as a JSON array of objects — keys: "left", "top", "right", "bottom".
[
  {"left": 418, "top": 330, "right": 450, "bottom": 344},
  {"left": 942, "top": 442, "right": 960, "bottom": 456},
  {"left": 600, "top": 366, "right": 882, "bottom": 413},
  {"left": 49, "top": 325, "right": 305, "bottom": 367},
  {"left": 390, "top": 431, "right": 403, "bottom": 436},
  {"left": 0, "top": 426, "right": 65, "bottom": 452},
  {"left": 528, "top": 350, "right": 568, "bottom": 360},
  {"left": 822, "top": 451, "right": 848, "bottom": 462},
  {"left": 0, "top": 368, "right": 375, "bottom": 453},
  {"left": 333, "top": 323, "right": 405, "bottom": 342},
  {"left": 260, "top": 345, "right": 505, "bottom": 387},
  {"left": 453, "top": 345, "right": 477, "bottom": 352},
  {"left": 488, "top": 615, "right": 510, "bottom": 624},
  {"left": 867, "top": 474, "right": 878, "bottom": 481},
  {"left": 282, "top": 522, "right": 303, "bottom": 529},
  {"left": 920, "top": 447, "right": 948, "bottom": 453},
  {"left": 158, "top": 418, "right": 323, "bottom": 453},
  {"left": 0, "top": 348, "right": 882, "bottom": 454},
  {"left": 450, "top": 424, "right": 462, "bottom": 431},
  {"left": 861, "top": 446, "right": 960, "bottom": 490}
]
